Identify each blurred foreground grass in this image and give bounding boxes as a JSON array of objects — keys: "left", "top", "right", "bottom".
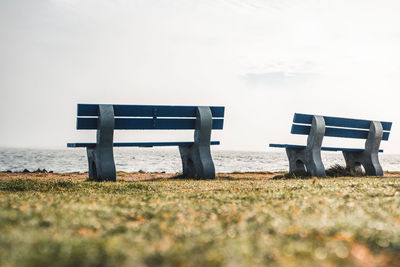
[{"left": 1, "top": 172, "right": 400, "bottom": 267}]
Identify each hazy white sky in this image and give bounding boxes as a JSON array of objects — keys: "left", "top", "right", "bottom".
[{"left": 1, "top": 0, "right": 400, "bottom": 152}]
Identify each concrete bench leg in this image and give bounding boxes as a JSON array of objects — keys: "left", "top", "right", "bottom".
[
  {"left": 179, "top": 144, "right": 215, "bottom": 179},
  {"left": 286, "top": 148, "right": 307, "bottom": 173},
  {"left": 343, "top": 151, "right": 383, "bottom": 176},
  {"left": 363, "top": 154, "right": 383, "bottom": 176},
  {"left": 305, "top": 149, "right": 325, "bottom": 177},
  {"left": 85, "top": 105, "right": 116, "bottom": 182},
  {"left": 342, "top": 151, "right": 364, "bottom": 174},
  {"left": 178, "top": 106, "right": 216, "bottom": 179},
  {"left": 342, "top": 121, "right": 384, "bottom": 177},
  {"left": 284, "top": 115, "right": 326, "bottom": 177},
  {"left": 179, "top": 146, "right": 196, "bottom": 178},
  {"left": 87, "top": 147, "right": 97, "bottom": 179},
  {"left": 286, "top": 147, "right": 325, "bottom": 177},
  {"left": 86, "top": 146, "right": 116, "bottom": 181}
]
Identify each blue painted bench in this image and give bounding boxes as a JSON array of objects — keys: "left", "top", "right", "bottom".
[
  {"left": 270, "top": 113, "right": 392, "bottom": 177},
  {"left": 67, "top": 104, "right": 225, "bottom": 181}
]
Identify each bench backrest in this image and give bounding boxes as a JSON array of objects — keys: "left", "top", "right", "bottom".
[
  {"left": 291, "top": 113, "right": 392, "bottom": 141},
  {"left": 76, "top": 104, "right": 225, "bottom": 130}
]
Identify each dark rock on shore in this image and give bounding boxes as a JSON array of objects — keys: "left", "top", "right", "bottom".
[{"left": 17, "top": 169, "right": 52, "bottom": 173}]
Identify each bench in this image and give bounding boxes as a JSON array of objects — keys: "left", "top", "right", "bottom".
[
  {"left": 67, "top": 104, "right": 225, "bottom": 181},
  {"left": 270, "top": 113, "right": 392, "bottom": 177}
]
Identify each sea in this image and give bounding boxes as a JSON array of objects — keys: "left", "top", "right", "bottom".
[{"left": 1, "top": 147, "right": 400, "bottom": 173}]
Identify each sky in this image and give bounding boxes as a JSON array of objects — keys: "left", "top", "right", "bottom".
[{"left": 0, "top": 0, "right": 400, "bottom": 152}]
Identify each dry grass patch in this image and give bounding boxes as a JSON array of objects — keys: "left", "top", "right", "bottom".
[{"left": 0, "top": 172, "right": 400, "bottom": 266}]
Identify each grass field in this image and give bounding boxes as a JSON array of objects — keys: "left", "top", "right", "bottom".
[{"left": 1, "top": 172, "right": 400, "bottom": 267}]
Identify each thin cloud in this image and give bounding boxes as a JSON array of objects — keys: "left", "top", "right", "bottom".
[{"left": 243, "top": 72, "right": 318, "bottom": 88}]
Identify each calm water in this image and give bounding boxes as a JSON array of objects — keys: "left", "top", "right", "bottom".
[{"left": 1, "top": 147, "right": 400, "bottom": 173}]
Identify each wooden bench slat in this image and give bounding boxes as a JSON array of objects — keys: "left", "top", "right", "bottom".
[
  {"left": 78, "top": 104, "right": 225, "bottom": 118},
  {"left": 67, "top": 141, "right": 220, "bottom": 148},
  {"left": 77, "top": 118, "right": 224, "bottom": 130},
  {"left": 291, "top": 124, "right": 390, "bottom": 141},
  {"left": 293, "top": 113, "right": 392, "bottom": 131},
  {"left": 269, "top": 144, "right": 384, "bottom": 153}
]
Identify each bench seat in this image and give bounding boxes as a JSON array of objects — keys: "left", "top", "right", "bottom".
[
  {"left": 67, "top": 141, "right": 220, "bottom": 148},
  {"left": 269, "top": 144, "right": 383, "bottom": 153}
]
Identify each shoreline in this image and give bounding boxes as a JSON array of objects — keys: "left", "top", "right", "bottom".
[{"left": 1, "top": 171, "right": 400, "bottom": 182}]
